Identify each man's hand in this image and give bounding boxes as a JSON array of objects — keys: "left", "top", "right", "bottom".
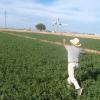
[{"left": 63, "top": 39, "right": 67, "bottom": 48}]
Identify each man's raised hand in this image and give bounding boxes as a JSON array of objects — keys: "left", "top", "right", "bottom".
[{"left": 63, "top": 38, "right": 67, "bottom": 48}]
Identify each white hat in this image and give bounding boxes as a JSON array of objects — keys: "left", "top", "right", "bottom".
[{"left": 70, "top": 38, "right": 81, "bottom": 47}]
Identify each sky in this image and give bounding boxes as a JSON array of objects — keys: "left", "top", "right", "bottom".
[{"left": 0, "top": 0, "right": 100, "bottom": 34}]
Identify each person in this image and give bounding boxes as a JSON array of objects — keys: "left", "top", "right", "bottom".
[{"left": 63, "top": 38, "right": 85, "bottom": 96}]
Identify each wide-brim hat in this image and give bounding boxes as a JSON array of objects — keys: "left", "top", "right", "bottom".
[{"left": 70, "top": 38, "right": 81, "bottom": 47}]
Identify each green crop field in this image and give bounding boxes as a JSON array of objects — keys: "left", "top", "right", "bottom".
[
  {"left": 2, "top": 31, "right": 100, "bottom": 50},
  {"left": 0, "top": 31, "right": 100, "bottom": 100}
]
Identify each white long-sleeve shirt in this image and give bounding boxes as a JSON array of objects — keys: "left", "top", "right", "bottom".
[{"left": 65, "top": 45, "right": 84, "bottom": 62}]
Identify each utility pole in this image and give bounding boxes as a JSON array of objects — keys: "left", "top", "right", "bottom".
[{"left": 4, "top": 9, "right": 7, "bottom": 28}]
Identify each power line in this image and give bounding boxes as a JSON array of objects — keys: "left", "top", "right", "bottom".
[{"left": 4, "top": 9, "right": 7, "bottom": 28}]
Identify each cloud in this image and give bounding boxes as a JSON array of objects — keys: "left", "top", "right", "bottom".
[
  {"left": 0, "top": 0, "right": 99, "bottom": 22},
  {"left": 0, "top": 0, "right": 100, "bottom": 33}
]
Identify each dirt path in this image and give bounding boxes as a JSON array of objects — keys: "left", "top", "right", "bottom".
[
  {"left": 0, "top": 29, "right": 100, "bottom": 40},
  {"left": 5, "top": 32, "right": 100, "bottom": 55}
]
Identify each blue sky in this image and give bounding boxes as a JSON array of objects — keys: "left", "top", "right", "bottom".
[{"left": 0, "top": 0, "right": 100, "bottom": 34}]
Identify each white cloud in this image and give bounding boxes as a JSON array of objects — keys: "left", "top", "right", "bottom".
[
  {"left": 0, "top": 0, "right": 100, "bottom": 33},
  {"left": 0, "top": 0, "right": 99, "bottom": 22}
]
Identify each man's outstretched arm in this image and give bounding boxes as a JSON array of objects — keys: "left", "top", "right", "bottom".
[{"left": 84, "top": 48, "right": 100, "bottom": 55}]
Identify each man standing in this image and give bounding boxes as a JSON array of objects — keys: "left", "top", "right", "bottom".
[{"left": 63, "top": 38, "right": 85, "bottom": 96}]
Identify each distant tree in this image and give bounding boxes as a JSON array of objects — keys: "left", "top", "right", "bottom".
[{"left": 35, "top": 23, "right": 46, "bottom": 31}]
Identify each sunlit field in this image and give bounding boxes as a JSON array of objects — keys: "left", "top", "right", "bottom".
[{"left": 0, "top": 31, "right": 100, "bottom": 100}]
